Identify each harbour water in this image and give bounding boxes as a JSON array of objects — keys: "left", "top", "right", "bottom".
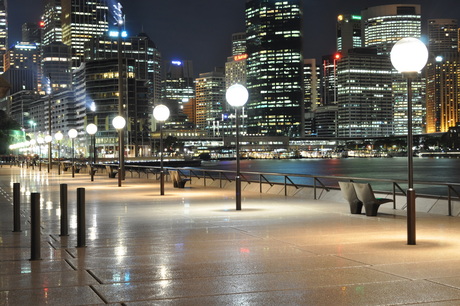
[{"left": 199, "top": 157, "right": 460, "bottom": 196}]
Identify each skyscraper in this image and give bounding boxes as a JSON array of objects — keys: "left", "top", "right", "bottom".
[
  {"left": 42, "top": 0, "right": 62, "bottom": 45},
  {"left": 336, "top": 14, "right": 362, "bottom": 56},
  {"left": 362, "top": 4, "right": 424, "bottom": 135},
  {"left": 0, "top": 0, "right": 7, "bottom": 74},
  {"left": 61, "top": 0, "right": 109, "bottom": 69},
  {"left": 245, "top": 0, "right": 304, "bottom": 137},
  {"left": 426, "top": 19, "right": 460, "bottom": 133}
]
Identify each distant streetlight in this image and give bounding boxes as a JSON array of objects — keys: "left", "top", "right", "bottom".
[
  {"left": 86, "top": 123, "right": 98, "bottom": 182},
  {"left": 54, "top": 131, "right": 63, "bottom": 175},
  {"left": 44, "top": 135, "right": 52, "bottom": 173},
  {"left": 37, "top": 136, "right": 44, "bottom": 171},
  {"left": 390, "top": 37, "right": 428, "bottom": 245},
  {"left": 68, "top": 129, "right": 78, "bottom": 178},
  {"left": 153, "top": 104, "right": 170, "bottom": 195},
  {"left": 112, "top": 116, "right": 126, "bottom": 187},
  {"left": 226, "top": 84, "right": 249, "bottom": 210}
]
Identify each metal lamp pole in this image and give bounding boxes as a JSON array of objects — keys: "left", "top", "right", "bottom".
[
  {"left": 390, "top": 37, "right": 428, "bottom": 245},
  {"left": 86, "top": 124, "right": 98, "bottom": 182},
  {"left": 112, "top": 116, "right": 126, "bottom": 187},
  {"left": 153, "top": 105, "right": 170, "bottom": 196},
  {"left": 55, "top": 131, "right": 63, "bottom": 175},
  {"left": 226, "top": 84, "right": 249, "bottom": 211},
  {"left": 68, "top": 129, "right": 78, "bottom": 178}
]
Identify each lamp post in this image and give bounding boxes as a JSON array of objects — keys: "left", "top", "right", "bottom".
[
  {"left": 54, "top": 131, "right": 63, "bottom": 175},
  {"left": 68, "top": 129, "right": 78, "bottom": 178},
  {"left": 226, "top": 84, "right": 249, "bottom": 210},
  {"left": 153, "top": 105, "right": 170, "bottom": 196},
  {"left": 86, "top": 123, "right": 98, "bottom": 182},
  {"left": 390, "top": 37, "right": 428, "bottom": 245},
  {"left": 112, "top": 116, "right": 126, "bottom": 187},
  {"left": 44, "top": 135, "right": 52, "bottom": 172},
  {"left": 37, "top": 136, "right": 44, "bottom": 171}
]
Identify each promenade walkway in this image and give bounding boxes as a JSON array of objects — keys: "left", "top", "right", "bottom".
[{"left": 1, "top": 166, "right": 460, "bottom": 305}]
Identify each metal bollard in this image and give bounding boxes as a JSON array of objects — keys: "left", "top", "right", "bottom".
[
  {"left": 77, "top": 188, "right": 86, "bottom": 247},
  {"left": 13, "top": 183, "right": 21, "bottom": 232},
  {"left": 30, "top": 193, "right": 41, "bottom": 260},
  {"left": 60, "top": 184, "right": 68, "bottom": 236}
]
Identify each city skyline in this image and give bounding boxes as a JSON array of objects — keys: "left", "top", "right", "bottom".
[{"left": 9, "top": 0, "right": 460, "bottom": 75}]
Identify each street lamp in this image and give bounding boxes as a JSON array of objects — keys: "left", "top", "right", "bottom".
[
  {"left": 112, "top": 116, "right": 126, "bottom": 187},
  {"left": 68, "top": 129, "right": 78, "bottom": 178},
  {"left": 153, "top": 104, "right": 170, "bottom": 195},
  {"left": 54, "top": 131, "right": 63, "bottom": 175},
  {"left": 86, "top": 123, "right": 98, "bottom": 182},
  {"left": 44, "top": 135, "right": 52, "bottom": 173},
  {"left": 226, "top": 84, "right": 249, "bottom": 210},
  {"left": 390, "top": 37, "right": 428, "bottom": 245},
  {"left": 37, "top": 136, "right": 44, "bottom": 171}
]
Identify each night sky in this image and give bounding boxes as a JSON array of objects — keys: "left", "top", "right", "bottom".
[{"left": 8, "top": 0, "right": 460, "bottom": 76}]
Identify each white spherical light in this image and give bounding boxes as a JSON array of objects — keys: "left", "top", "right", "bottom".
[
  {"left": 54, "top": 131, "right": 64, "bottom": 141},
  {"left": 44, "top": 135, "right": 53, "bottom": 143},
  {"left": 153, "top": 105, "right": 170, "bottom": 122},
  {"left": 68, "top": 128, "right": 78, "bottom": 139},
  {"left": 226, "top": 84, "right": 248, "bottom": 107},
  {"left": 390, "top": 37, "right": 428, "bottom": 73},
  {"left": 86, "top": 123, "right": 98, "bottom": 135},
  {"left": 112, "top": 116, "right": 126, "bottom": 130}
]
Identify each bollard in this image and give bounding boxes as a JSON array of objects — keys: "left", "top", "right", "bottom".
[
  {"left": 13, "top": 183, "right": 21, "bottom": 232},
  {"left": 30, "top": 193, "right": 41, "bottom": 260},
  {"left": 76, "top": 188, "right": 86, "bottom": 247},
  {"left": 60, "top": 184, "right": 68, "bottom": 236}
]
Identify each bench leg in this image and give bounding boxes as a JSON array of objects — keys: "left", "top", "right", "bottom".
[{"left": 364, "top": 204, "right": 380, "bottom": 216}]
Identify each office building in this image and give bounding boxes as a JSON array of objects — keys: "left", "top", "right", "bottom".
[
  {"left": 321, "top": 53, "right": 341, "bottom": 107},
  {"left": 426, "top": 19, "right": 460, "bottom": 133},
  {"left": 61, "top": 0, "right": 109, "bottom": 69},
  {"left": 231, "top": 32, "right": 246, "bottom": 56},
  {"left": 337, "top": 14, "right": 362, "bottom": 56},
  {"left": 362, "top": 4, "right": 424, "bottom": 135},
  {"left": 0, "top": 0, "right": 7, "bottom": 73},
  {"left": 337, "top": 48, "right": 393, "bottom": 138},
  {"left": 303, "top": 58, "right": 320, "bottom": 135},
  {"left": 85, "top": 32, "right": 162, "bottom": 104},
  {"left": 195, "top": 68, "right": 226, "bottom": 136},
  {"left": 42, "top": 0, "right": 62, "bottom": 45},
  {"left": 22, "top": 22, "right": 42, "bottom": 44},
  {"left": 41, "top": 42, "right": 72, "bottom": 92},
  {"left": 3, "top": 43, "right": 40, "bottom": 93},
  {"left": 245, "top": 0, "right": 304, "bottom": 137}
]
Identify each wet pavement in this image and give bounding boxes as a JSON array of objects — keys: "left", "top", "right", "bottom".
[{"left": 1, "top": 165, "right": 460, "bottom": 305}]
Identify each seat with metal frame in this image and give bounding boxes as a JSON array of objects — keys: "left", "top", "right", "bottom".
[
  {"left": 353, "top": 182, "right": 393, "bottom": 216},
  {"left": 338, "top": 181, "right": 363, "bottom": 214}
]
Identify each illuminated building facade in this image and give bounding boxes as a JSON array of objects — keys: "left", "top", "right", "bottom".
[
  {"left": 3, "top": 43, "right": 40, "bottom": 93},
  {"left": 232, "top": 32, "right": 246, "bottom": 56},
  {"left": 426, "top": 19, "right": 460, "bottom": 133},
  {"left": 61, "top": 0, "right": 109, "bottom": 69},
  {"left": 245, "top": 0, "right": 304, "bottom": 137},
  {"left": 336, "top": 14, "right": 362, "bottom": 56},
  {"left": 362, "top": 4, "right": 423, "bottom": 135},
  {"left": 41, "top": 42, "right": 72, "bottom": 91},
  {"left": 337, "top": 48, "right": 393, "bottom": 138},
  {"left": 0, "top": 0, "right": 7, "bottom": 73},
  {"left": 303, "top": 58, "right": 321, "bottom": 135},
  {"left": 85, "top": 32, "right": 162, "bottom": 103},
  {"left": 42, "top": 0, "right": 62, "bottom": 45},
  {"left": 22, "top": 22, "right": 42, "bottom": 44},
  {"left": 195, "top": 68, "right": 226, "bottom": 136}
]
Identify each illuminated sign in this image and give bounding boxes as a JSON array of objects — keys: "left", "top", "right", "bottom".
[
  {"left": 234, "top": 54, "right": 248, "bottom": 61},
  {"left": 351, "top": 15, "right": 362, "bottom": 20},
  {"left": 171, "top": 60, "right": 182, "bottom": 66},
  {"left": 109, "top": 30, "right": 128, "bottom": 38}
]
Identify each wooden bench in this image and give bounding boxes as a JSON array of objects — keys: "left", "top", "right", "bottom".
[
  {"left": 352, "top": 182, "right": 394, "bottom": 216},
  {"left": 105, "top": 165, "right": 118, "bottom": 178},
  {"left": 169, "top": 170, "right": 190, "bottom": 188}
]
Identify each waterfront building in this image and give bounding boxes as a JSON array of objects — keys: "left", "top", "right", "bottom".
[
  {"left": 3, "top": 43, "right": 40, "bottom": 93},
  {"left": 61, "top": 0, "right": 109, "bottom": 69},
  {"left": 75, "top": 58, "right": 150, "bottom": 157},
  {"left": 426, "top": 19, "right": 460, "bottom": 133},
  {"left": 337, "top": 14, "right": 362, "bottom": 56},
  {"left": 231, "top": 32, "right": 246, "bottom": 56},
  {"left": 42, "top": 0, "right": 63, "bottom": 45},
  {"left": 195, "top": 68, "right": 226, "bottom": 136},
  {"left": 362, "top": 4, "right": 424, "bottom": 135},
  {"left": 225, "top": 54, "right": 247, "bottom": 88},
  {"left": 303, "top": 58, "right": 320, "bottom": 135},
  {"left": 85, "top": 32, "right": 162, "bottom": 104},
  {"left": 0, "top": 0, "right": 7, "bottom": 74},
  {"left": 337, "top": 48, "right": 393, "bottom": 138},
  {"left": 7, "top": 90, "right": 41, "bottom": 131},
  {"left": 41, "top": 42, "right": 72, "bottom": 92},
  {"left": 245, "top": 0, "right": 304, "bottom": 137},
  {"left": 321, "top": 53, "right": 341, "bottom": 107},
  {"left": 314, "top": 105, "right": 338, "bottom": 138}
]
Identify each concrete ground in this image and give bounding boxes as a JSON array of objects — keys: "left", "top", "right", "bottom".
[{"left": 1, "top": 165, "right": 460, "bottom": 305}]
